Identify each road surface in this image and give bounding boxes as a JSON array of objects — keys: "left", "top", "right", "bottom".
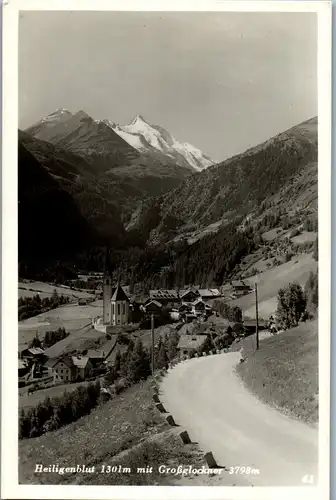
[{"left": 160, "top": 352, "right": 318, "bottom": 486}]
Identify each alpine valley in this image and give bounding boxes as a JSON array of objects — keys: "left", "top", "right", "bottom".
[{"left": 19, "top": 110, "right": 317, "bottom": 287}]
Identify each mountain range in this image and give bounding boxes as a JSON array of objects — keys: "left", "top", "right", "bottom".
[
  {"left": 19, "top": 110, "right": 317, "bottom": 280},
  {"left": 95, "top": 114, "right": 215, "bottom": 172},
  {"left": 26, "top": 109, "right": 214, "bottom": 172}
]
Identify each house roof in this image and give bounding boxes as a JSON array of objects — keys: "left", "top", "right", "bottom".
[
  {"left": 243, "top": 319, "right": 266, "bottom": 327},
  {"left": 111, "top": 285, "right": 129, "bottom": 302},
  {"left": 87, "top": 349, "right": 106, "bottom": 359},
  {"left": 150, "top": 289, "right": 179, "bottom": 299},
  {"left": 180, "top": 289, "right": 200, "bottom": 298},
  {"left": 144, "top": 300, "right": 163, "bottom": 309},
  {"left": 45, "top": 355, "right": 74, "bottom": 369},
  {"left": 199, "top": 288, "right": 220, "bottom": 297},
  {"left": 191, "top": 298, "right": 205, "bottom": 306},
  {"left": 72, "top": 356, "right": 90, "bottom": 369},
  {"left": 26, "top": 347, "right": 45, "bottom": 355},
  {"left": 231, "top": 280, "right": 249, "bottom": 287},
  {"left": 178, "top": 334, "right": 206, "bottom": 350}
]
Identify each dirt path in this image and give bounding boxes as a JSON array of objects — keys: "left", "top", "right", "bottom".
[{"left": 160, "top": 352, "right": 318, "bottom": 486}]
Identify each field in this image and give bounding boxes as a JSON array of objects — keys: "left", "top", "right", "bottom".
[
  {"left": 19, "top": 380, "right": 94, "bottom": 409},
  {"left": 236, "top": 320, "right": 318, "bottom": 425},
  {"left": 291, "top": 231, "right": 317, "bottom": 245},
  {"left": 19, "top": 300, "right": 103, "bottom": 351},
  {"left": 19, "top": 378, "right": 205, "bottom": 486},
  {"left": 134, "top": 324, "right": 180, "bottom": 349},
  {"left": 19, "top": 280, "right": 96, "bottom": 300},
  {"left": 230, "top": 253, "right": 317, "bottom": 318}
]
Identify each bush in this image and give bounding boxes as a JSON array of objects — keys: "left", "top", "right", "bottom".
[{"left": 276, "top": 282, "right": 307, "bottom": 329}]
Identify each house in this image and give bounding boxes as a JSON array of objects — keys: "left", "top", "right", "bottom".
[
  {"left": 20, "top": 347, "right": 46, "bottom": 362},
  {"left": 183, "top": 313, "right": 198, "bottom": 323},
  {"left": 231, "top": 280, "right": 251, "bottom": 296},
  {"left": 198, "top": 289, "right": 221, "bottom": 301},
  {"left": 191, "top": 299, "right": 206, "bottom": 316},
  {"left": 87, "top": 350, "right": 106, "bottom": 368},
  {"left": 71, "top": 356, "right": 92, "bottom": 379},
  {"left": 87, "top": 337, "right": 117, "bottom": 367},
  {"left": 177, "top": 334, "right": 206, "bottom": 357},
  {"left": 18, "top": 359, "right": 29, "bottom": 378},
  {"left": 141, "top": 300, "right": 163, "bottom": 316},
  {"left": 180, "top": 289, "right": 200, "bottom": 303},
  {"left": 243, "top": 319, "right": 267, "bottom": 335},
  {"left": 45, "top": 356, "right": 77, "bottom": 382},
  {"left": 149, "top": 289, "right": 180, "bottom": 305},
  {"left": 78, "top": 297, "right": 89, "bottom": 306}
]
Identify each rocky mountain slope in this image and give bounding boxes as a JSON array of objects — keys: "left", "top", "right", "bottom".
[
  {"left": 23, "top": 110, "right": 195, "bottom": 221},
  {"left": 18, "top": 139, "right": 97, "bottom": 276},
  {"left": 129, "top": 117, "right": 318, "bottom": 245},
  {"left": 96, "top": 114, "right": 215, "bottom": 172}
]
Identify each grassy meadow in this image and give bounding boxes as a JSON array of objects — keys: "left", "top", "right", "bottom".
[{"left": 236, "top": 320, "right": 318, "bottom": 425}]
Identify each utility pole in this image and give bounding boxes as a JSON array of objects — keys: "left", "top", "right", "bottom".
[
  {"left": 151, "top": 313, "right": 155, "bottom": 375},
  {"left": 255, "top": 283, "right": 259, "bottom": 350}
]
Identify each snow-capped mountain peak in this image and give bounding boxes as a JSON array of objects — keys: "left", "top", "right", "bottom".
[
  {"left": 41, "top": 108, "right": 73, "bottom": 123},
  {"left": 129, "top": 114, "right": 148, "bottom": 125},
  {"left": 104, "top": 115, "right": 215, "bottom": 171}
]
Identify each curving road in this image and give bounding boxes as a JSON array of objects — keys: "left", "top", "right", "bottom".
[{"left": 160, "top": 352, "right": 318, "bottom": 486}]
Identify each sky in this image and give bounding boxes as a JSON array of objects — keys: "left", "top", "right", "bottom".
[{"left": 19, "top": 11, "right": 317, "bottom": 161}]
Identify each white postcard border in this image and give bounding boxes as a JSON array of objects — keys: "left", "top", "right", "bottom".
[{"left": 1, "top": 1, "right": 331, "bottom": 499}]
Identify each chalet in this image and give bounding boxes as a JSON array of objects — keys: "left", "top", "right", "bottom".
[
  {"left": 149, "top": 289, "right": 180, "bottom": 305},
  {"left": 191, "top": 299, "right": 206, "bottom": 316},
  {"left": 183, "top": 313, "right": 198, "bottom": 323},
  {"left": 198, "top": 289, "right": 221, "bottom": 301},
  {"left": 180, "top": 289, "right": 200, "bottom": 303},
  {"left": 243, "top": 319, "right": 267, "bottom": 335},
  {"left": 18, "top": 359, "right": 29, "bottom": 378},
  {"left": 178, "top": 334, "right": 206, "bottom": 357},
  {"left": 20, "top": 347, "right": 46, "bottom": 362},
  {"left": 45, "top": 356, "right": 77, "bottom": 382},
  {"left": 87, "top": 350, "right": 106, "bottom": 368},
  {"left": 231, "top": 280, "right": 251, "bottom": 295},
  {"left": 78, "top": 298, "right": 90, "bottom": 306},
  {"left": 71, "top": 356, "right": 92, "bottom": 379},
  {"left": 141, "top": 300, "right": 163, "bottom": 316}
]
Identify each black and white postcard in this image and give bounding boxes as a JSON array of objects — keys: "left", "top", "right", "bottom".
[{"left": 1, "top": 1, "right": 332, "bottom": 499}]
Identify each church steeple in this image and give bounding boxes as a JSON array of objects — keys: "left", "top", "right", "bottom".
[
  {"left": 104, "top": 247, "right": 112, "bottom": 279},
  {"left": 103, "top": 247, "right": 113, "bottom": 324}
]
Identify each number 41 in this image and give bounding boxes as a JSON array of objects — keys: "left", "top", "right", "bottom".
[{"left": 302, "top": 474, "right": 314, "bottom": 484}]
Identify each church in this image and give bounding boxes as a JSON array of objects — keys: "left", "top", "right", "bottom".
[{"left": 102, "top": 251, "right": 130, "bottom": 326}]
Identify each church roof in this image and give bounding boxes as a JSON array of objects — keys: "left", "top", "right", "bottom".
[{"left": 111, "top": 285, "right": 129, "bottom": 302}]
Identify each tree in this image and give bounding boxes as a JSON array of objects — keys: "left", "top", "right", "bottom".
[
  {"left": 114, "top": 349, "right": 121, "bottom": 374},
  {"left": 19, "top": 408, "right": 31, "bottom": 439},
  {"left": 51, "top": 288, "right": 59, "bottom": 306},
  {"left": 29, "top": 335, "right": 42, "bottom": 349},
  {"left": 167, "top": 330, "right": 180, "bottom": 361},
  {"left": 313, "top": 238, "right": 318, "bottom": 261},
  {"left": 156, "top": 342, "right": 169, "bottom": 369},
  {"left": 126, "top": 339, "right": 151, "bottom": 384},
  {"left": 276, "top": 282, "right": 307, "bottom": 329},
  {"left": 305, "top": 271, "right": 318, "bottom": 312},
  {"left": 232, "top": 306, "right": 243, "bottom": 323}
]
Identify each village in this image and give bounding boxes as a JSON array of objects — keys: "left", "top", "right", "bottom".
[{"left": 18, "top": 272, "right": 269, "bottom": 400}]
